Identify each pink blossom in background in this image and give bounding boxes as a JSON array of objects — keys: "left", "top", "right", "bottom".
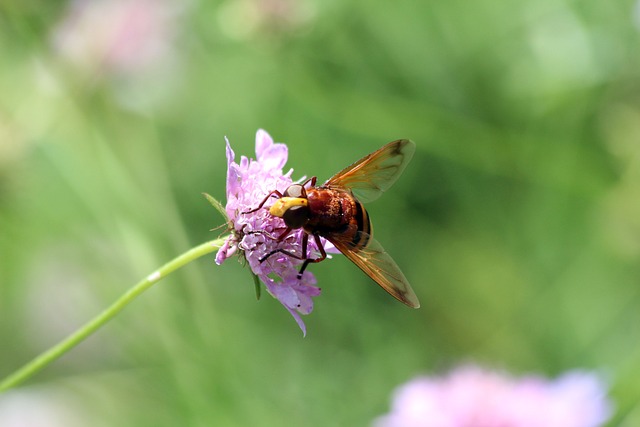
[
  {"left": 216, "top": 129, "right": 334, "bottom": 335},
  {"left": 52, "top": 0, "right": 181, "bottom": 78},
  {"left": 373, "top": 365, "right": 612, "bottom": 427}
]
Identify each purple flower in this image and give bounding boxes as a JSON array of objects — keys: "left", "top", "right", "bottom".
[
  {"left": 216, "top": 129, "right": 332, "bottom": 335},
  {"left": 373, "top": 365, "right": 612, "bottom": 427}
]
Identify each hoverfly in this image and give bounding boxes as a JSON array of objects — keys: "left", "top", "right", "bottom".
[{"left": 244, "top": 139, "right": 420, "bottom": 308}]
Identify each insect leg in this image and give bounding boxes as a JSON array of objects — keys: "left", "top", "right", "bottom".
[
  {"left": 258, "top": 228, "right": 300, "bottom": 262},
  {"left": 259, "top": 248, "right": 305, "bottom": 263},
  {"left": 246, "top": 227, "right": 296, "bottom": 242},
  {"left": 245, "top": 230, "right": 278, "bottom": 240},
  {"left": 242, "top": 190, "right": 283, "bottom": 214},
  {"left": 297, "top": 234, "right": 327, "bottom": 279},
  {"left": 301, "top": 176, "right": 317, "bottom": 187},
  {"left": 276, "top": 227, "right": 293, "bottom": 241},
  {"left": 244, "top": 227, "right": 289, "bottom": 253}
]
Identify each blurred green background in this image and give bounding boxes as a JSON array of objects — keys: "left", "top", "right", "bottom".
[{"left": 1, "top": 0, "right": 639, "bottom": 425}]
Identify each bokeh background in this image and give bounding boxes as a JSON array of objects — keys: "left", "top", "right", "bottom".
[{"left": 1, "top": 0, "right": 639, "bottom": 425}]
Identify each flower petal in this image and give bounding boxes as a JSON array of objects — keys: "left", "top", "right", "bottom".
[
  {"left": 285, "top": 306, "right": 307, "bottom": 337},
  {"left": 225, "top": 137, "right": 240, "bottom": 200},
  {"left": 255, "top": 129, "right": 288, "bottom": 171},
  {"left": 215, "top": 236, "right": 237, "bottom": 265}
]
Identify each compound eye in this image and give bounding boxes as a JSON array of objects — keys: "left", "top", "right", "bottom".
[
  {"left": 282, "top": 205, "right": 309, "bottom": 229},
  {"left": 284, "top": 184, "right": 306, "bottom": 198}
]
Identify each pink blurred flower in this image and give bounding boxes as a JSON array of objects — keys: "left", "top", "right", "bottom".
[
  {"left": 216, "top": 129, "right": 333, "bottom": 335},
  {"left": 52, "top": 0, "right": 181, "bottom": 78},
  {"left": 374, "top": 365, "right": 612, "bottom": 427}
]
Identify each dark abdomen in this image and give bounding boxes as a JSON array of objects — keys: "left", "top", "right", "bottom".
[{"left": 305, "top": 187, "right": 372, "bottom": 249}]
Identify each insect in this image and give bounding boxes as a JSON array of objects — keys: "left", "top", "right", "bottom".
[{"left": 244, "top": 139, "right": 420, "bottom": 308}]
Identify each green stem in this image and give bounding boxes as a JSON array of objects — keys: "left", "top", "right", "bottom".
[{"left": 0, "top": 238, "right": 226, "bottom": 392}]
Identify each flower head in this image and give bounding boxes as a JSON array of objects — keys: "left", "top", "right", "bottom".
[
  {"left": 216, "top": 129, "right": 331, "bottom": 335},
  {"left": 373, "top": 365, "right": 612, "bottom": 427}
]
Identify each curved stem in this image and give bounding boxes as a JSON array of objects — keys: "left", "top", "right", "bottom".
[{"left": 0, "top": 238, "right": 226, "bottom": 392}]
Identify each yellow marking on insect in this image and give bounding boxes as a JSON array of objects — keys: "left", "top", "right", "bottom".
[{"left": 269, "top": 197, "right": 308, "bottom": 217}]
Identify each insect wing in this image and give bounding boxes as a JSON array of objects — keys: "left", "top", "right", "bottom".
[
  {"left": 324, "top": 139, "right": 416, "bottom": 203},
  {"left": 328, "top": 231, "right": 420, "bottom": 308}
]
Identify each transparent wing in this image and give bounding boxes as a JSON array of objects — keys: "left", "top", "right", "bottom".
[
  {"left": 327, "top": 231, "right": 420, "bottom": 308},
  {"left": 324, "top": 139, "right": 416, "bottom": 203}
]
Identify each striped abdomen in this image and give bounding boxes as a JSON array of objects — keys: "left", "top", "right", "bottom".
[{"left": 304, "top": 187, "right": 372, "bottom": 250}]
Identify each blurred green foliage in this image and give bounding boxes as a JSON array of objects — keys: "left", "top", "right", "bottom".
[{"left": 1, "top": 0, "right": 640, "bottom": 425}]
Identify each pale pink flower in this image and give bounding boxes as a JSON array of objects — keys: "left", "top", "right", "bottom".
[
  {"left": 374, "top": 365, "right": 612, "bottom": 427},
  {"left": 216, "top": 129, "right": 333, "bottom": 335},
  {"left": 52, "top": 0, "right": 180, "bottom": 78}
]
